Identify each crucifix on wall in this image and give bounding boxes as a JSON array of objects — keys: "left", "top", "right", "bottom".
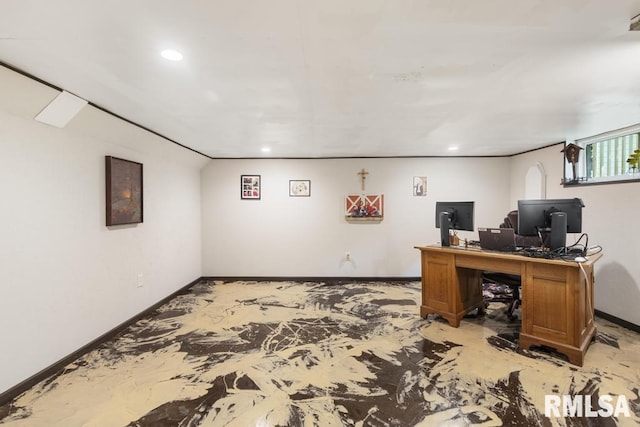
[
  {"left": 357, "top": 168, "right": 369, "bottom": 191},
  {"left": 346, "top": 168, "right": 384, "bottom": 221}
]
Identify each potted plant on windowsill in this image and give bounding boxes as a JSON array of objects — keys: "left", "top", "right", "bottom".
[{"left": 627, "top": 149, "right": 640, "bottom": 175}]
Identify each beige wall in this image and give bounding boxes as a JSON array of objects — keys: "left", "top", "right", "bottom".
[
  {"left": 0, "top": 67, "right": 208, "bottom": 394},
  {"left": 200, "top": 157, "right": 512, "bottom": 277},
  {"left": 2, "top": 62, "right": 638, "bottom": 396},
  {"left": 510, "top": 145, "right": 640, "bottom": 326}
]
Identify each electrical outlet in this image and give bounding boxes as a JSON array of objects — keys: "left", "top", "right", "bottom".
[
  {"left": 345, "top": 252, "right": 351, "bottom": 261},
  {"left": 137, "top": 274, "right": 144, "bottom": 288}
]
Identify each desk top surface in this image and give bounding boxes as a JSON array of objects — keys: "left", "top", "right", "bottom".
[{"left": 414, "top": 244, "right": 603, "bottom": 266}]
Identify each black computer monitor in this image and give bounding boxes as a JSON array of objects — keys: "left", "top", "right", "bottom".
[
  {"left": 435, "top": 201, "right": 474, "bottom": 247},
  {"left": 517, "top": 198, "right": 584, "bottom": 250}
]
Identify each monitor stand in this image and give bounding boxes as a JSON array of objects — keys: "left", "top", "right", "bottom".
[{"left": 439, "top": 211, "right": 452, "bottom": 247}]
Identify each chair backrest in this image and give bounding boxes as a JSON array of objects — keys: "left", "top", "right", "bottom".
[
  {"left": 500, "top": 210, "right": 519, "bottom": 232},
  {"left": 500, "top": 210, "right": 540, "bottom": 247}
]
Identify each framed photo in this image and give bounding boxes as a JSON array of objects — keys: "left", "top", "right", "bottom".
[
  {"left": 345, "top": 194, "right": 384, "bottom": 221},
  {"left": 413, "top": 176, "right": 427, "bottom": 196},
  {"left": 241, "top": 175, "right": 261, "bottom": 199},
  {"left": 289, "top": 179, "right": 311, "bottom": 197},
  {"left": 105, "top": 156, "right": 143, "bottom": 226}
]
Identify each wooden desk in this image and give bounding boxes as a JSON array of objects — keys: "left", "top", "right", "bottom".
[{"left": 415, "top": 245, "right": 602, "bottom": 366}]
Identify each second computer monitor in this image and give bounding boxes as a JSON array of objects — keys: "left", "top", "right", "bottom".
[
  {"left": 517, "top": 198, "right": 584, "bottom": 250},
  {"left": 517, "top": 198, "right": 584, "bottom": 235}
]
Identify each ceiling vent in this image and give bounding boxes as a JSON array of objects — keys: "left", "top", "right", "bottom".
[{"left": 35, "top": 90, "right": 88, "bottom": 128}]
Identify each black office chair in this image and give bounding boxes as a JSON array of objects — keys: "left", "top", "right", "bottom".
[{"left": 482, "top": 210, "right": 539, "bottom": 320}]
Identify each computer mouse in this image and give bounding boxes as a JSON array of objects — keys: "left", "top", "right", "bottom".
[{"left": 574, "top": 256, "right": 587, "bottom": 263}]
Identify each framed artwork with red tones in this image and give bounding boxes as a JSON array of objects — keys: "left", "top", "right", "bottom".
[
  {"left": 345, "top": 194, "right": 384, "bottom": 221},
  {"left": 241, "top": 175, "right": 261, "bottom": 199},
  {"left": 106, "top": 156, "right": 143, "bottom": 226}
]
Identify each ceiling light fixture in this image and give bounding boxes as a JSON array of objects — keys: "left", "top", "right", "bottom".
[
  {"left": 448, "top": 146, "right": 459, "bottom": 152},
  {"left": 160, "top": 49, "right": 183, "bottom": 61},
  {"left": 261, "top": 147, "right": 272, "bottom": 153}
]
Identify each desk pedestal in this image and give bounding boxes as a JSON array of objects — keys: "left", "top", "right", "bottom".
[
  {"left": 416, "top": 245, "right": 600, "bottom": 366},
  {"left": 419, "top": 251, "right": 485, "bottom": 327}
]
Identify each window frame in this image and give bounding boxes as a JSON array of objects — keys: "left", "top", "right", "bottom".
[{"left": 563, "top": 124, "right": 640, "bottom": 187}]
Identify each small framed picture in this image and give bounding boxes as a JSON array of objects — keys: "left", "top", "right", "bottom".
[
  {"left": 289, "top": 180, "right": 311, "bottom": 197},
  {"left": 413, "top": 176, "right": 427, "bottom": 196},
  {"left": 105, "top": 156, "right": 143, "bottom": 226},
  {"left": 241, "top": 175, "right": 261, "bottom": 199}
]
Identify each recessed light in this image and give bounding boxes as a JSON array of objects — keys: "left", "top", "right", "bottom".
[{"left": 160, "top": 49, "right": 183, "bottom": 61}]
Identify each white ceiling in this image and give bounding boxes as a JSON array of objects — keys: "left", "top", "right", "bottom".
[{"left": 2, "top": 0, "right": 640, "bottom": 158}]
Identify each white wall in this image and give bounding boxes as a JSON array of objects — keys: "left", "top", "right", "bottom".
[
  {"left": 202, "top": 147, "right": 640, "bottom": 325},
  {"left": 510, "top": 145, "right": 640, "bottom": 326},
  {"left": 201, "top": 157, "right": 512, "bottom": 277},
  {"left": 3, "top": 61, "right": 638, "bottom": 396},
  {"left": 0, "top": 67, "right": 208, "bottom": 394}
]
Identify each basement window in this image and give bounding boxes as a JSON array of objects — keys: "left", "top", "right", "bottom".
[{"left": 563, "top": 124, "right": 640, "bottom": 186}]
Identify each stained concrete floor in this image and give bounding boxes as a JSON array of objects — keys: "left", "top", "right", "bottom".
[{"left": 1, "top": 280, "right": 638, "bottom": 426}]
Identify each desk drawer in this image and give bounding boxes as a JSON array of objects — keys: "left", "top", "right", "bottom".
[
  {"left": 456, "top": 254, "right": 522, "bottom": 275},
  {"left": 532, "top": 263, "right": 568, "bottom": 281}
]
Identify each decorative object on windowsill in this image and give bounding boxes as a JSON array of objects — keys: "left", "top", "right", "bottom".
[
  {"left": 561, "top": 176, "right": 589, "bottom": 185},
  {"left": 561, "top": 143, "right": 583, "bottom": 184},
  {"left": 626, "top": 149, "right": 640, "bottom": 175}
]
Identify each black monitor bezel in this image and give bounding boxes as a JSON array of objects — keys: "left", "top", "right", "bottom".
[
  {"left": 517, "top": 198, "right": 584, "bottom": 236},
  {"left": 434, "top": 201, "right": 475, "bottom": 231}
]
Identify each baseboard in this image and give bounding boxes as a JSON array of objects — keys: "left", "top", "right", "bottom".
[
  {"left": 202, "top": 276, "right": 421, "bottom": 283},
  {"left": 595, "top": 309, "right": 640, "bottom": 334},
  {"left": 0, "top": 276, "right": 203, "bottom": 407}
]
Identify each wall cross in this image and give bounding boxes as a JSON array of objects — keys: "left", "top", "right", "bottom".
[{"left": 357, "top": 168, "right": 369, "bottom": 191}]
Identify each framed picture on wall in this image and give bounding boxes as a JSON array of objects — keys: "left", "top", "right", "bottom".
[
  {"left": 345, "top": 194, "right": 384, "bottom": 222},
  {"left": 289, "top": 180, "right": 311, "bottom": 197},
  {"left": 105, "top": 156, "right": 143, "bottom": 226},
  {"left": 413, "top": 176, "right": 427, "bottom": 196},
  {"left": 241, "top": 174, "right": 261, "bottom": 199}
]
